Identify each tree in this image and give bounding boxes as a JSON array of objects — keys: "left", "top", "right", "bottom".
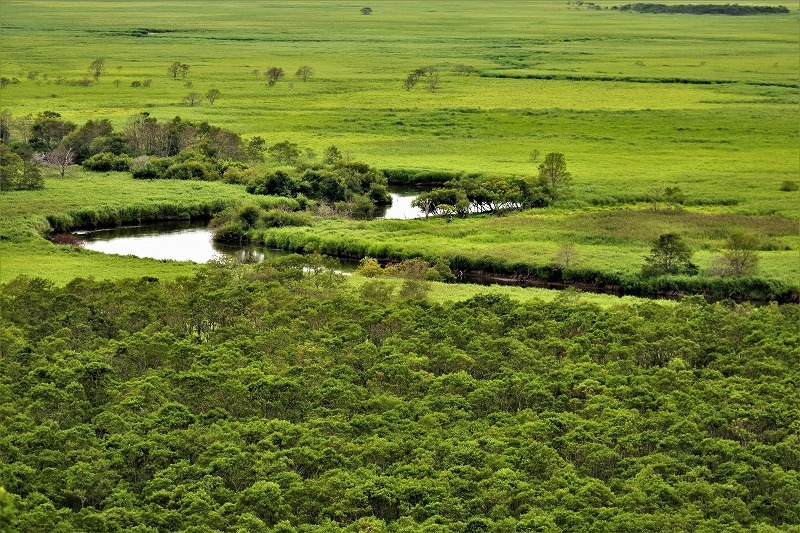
[
  {"left": 268, "top": 141, "right": 300, "bottom": 165},
  {"left": 40, "top": 143, "right": 76, "bottom": 178},
  {"left": 404, "top": 67, "right": 427, "bottom": 91},
  {"left": 206, "top": 88, "right": 221, "bottom": 106},
  {"left": 642, "top": 233, "right": 697, "bottom": 276},
  {"left": 411, "top": 194, "right": 435, "bottom": 220},
  {"left": 29, "top": 111, "right": 76, "bottom": 151},
  {"left": 427, "top": 66, "right": 440, "bottom": 92},
  {"left": 455, "top": 64, "right": 476, "bottom": 76},
  {"left": 322, "top": 145, "right": 343, "bottom": 165},
  {"left": 0, "top": 109, "right": 11, "bottom": 144},
  {"left": 183, "top": 92, "right": 201, "bottom": 106},
  {"left": 538, "top": 152, "right": 572, "bottom": 200},
  {"left": 708, "top": 233, "right": 759, "bottom": 277},
  {"left": 554, "top": 243, "right": 579, "bottom": 269},
  {"left": 168, "top": 61, "right": 190, "bottom": 79},
  {"left": 265, "top": 67, "right": 285, "bottom": 87},
  {"left": 1, "top": 144, "right": 43, "bottom": 190},
  {"left": 88, "top": 58, "right": 105, "bottom": 80},
  {"left": 361, "top": 7, "right": 373, "bottom": 15},
  {"left": 295, "top": 66, "right": 314, "bottom": 82}
]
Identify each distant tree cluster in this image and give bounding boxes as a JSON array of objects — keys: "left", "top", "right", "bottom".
[
  {"left": 0, "top": 144, "right": 42, "bottom": 191},
  {"left": 0, "top": 110, "right": 79, "bottom": 187},
  {"left": 0, "top": 109, "right": 254, "bottom": 187},
  {"left": 262, "top": 66, "right": 315, "bottom": 87},
  {"left": 613, "top": 3, "right": 790, "bottom": 15}
]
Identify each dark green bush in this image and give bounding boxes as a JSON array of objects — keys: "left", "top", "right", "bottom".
[
  {"left": 131, "top": 158, "right": 172, "bottom": 179},
  {"left": 82, "top": 152, "right": 131, "bottom": 172},
  {"left": 162, "top": 160, "right": 221, "bottom": 181}
]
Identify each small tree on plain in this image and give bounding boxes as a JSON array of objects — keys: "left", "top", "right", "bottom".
[
  {"left": 455, "top": 64, "right": 476, "bottom": 76},
  {"left": 360, "top": 7, "right": 373, "bottom": 15},
  {"left": 404, "top": 67, "right": 427, "bottom": 91},
  {"left": 206, "top": 88, "right": 221, "bottom": 106},
  {"left": 427, "top": 66, "right": 440, "bottom": 92},
  {"left": 554, "top": 243, "right": 579, "bottom": 269},
  {"left": 322, "top": 145, "right": 343, "bottom": 165},
  {"left": 641, "top": 233, "right": 697, "bottom": 277},
  {"left": 538, "top": 152, "right": 572, "bottom": 200},
  {"left": 265, "top": 67, "right": 285, "bottom": 87},
  {"left": 39, "top": 143, "right": 76, "bottom": 178},
  {"left": 708, "top": 232, "right": 760, "bottom": 277},
  {"left": 168, "top": 62, "right": 190, "bottom": 79},
  {"left": 183, "top": 92, "right": 201, "bottom": 106},
  {"left": 88, "top": 58, "right": 106, "bottom": 80},
  {"left": 295, "top": 66, "right": 314, "bottom": 82},
  {"left": 268, "top": 140, "right": 300, "bottom": 165}
]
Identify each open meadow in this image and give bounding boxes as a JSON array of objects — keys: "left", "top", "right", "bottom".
[{"left": 2, "top": 1, "right": 798, "bottom": 206}]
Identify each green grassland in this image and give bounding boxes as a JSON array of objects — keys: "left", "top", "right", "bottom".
[
  {"left": 255, "top": 207, "right": 800, "bottom": 282},
  {"left": 0, "top": 1, "right": 798, "bottom": 291}
]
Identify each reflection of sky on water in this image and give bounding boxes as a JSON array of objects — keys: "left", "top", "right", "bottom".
[
  {"left": 82, "top": 229, "right": 223, "bottom": 263},
  {"left": 78, "top": 190, "right": 422, "bottom": 264},
  {"left": 380, "top": 193, "right": 420, "bottom": 220}
]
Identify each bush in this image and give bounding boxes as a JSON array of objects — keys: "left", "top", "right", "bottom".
[
  {"left": 131, "top": 158, "right": 172, "bottom": 179},
  {"left": 82, "top": 152, "right": 131, "bottom": 172},
  {"left": 45, "top": 213, "right": 75, "bottom": 233},
  {"left": 212, "top": 221, "right": 250, "bottom": 243},
  {"left": 259, "top": 210, "right": 311, "bottom": 228},
  {"left": 162, "top": 160, "right": 221, "bottom": 181},
  {"left": 780, "top": 180, "right": 798, "bottom": 192}
]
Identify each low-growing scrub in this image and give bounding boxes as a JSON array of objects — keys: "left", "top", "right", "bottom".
[{"left": 82, "top": 152, "right": 131, "bottom": 172}]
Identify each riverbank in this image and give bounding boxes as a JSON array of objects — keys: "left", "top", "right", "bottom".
[{"left": 2, "top": 169, "right": 797, "bottom": 303}]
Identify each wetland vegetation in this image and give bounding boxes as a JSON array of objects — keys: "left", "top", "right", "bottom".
[{"left": 1, "top": 1, "right": 799, "bottom": 530}]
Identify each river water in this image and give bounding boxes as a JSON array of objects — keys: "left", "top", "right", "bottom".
[{"left": 78, "top": 190, "right": 422, "bottom": 264}]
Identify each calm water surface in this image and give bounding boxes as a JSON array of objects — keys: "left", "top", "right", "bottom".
[{"left": 78, "top": 190, "right": 422, "bottom": 264}]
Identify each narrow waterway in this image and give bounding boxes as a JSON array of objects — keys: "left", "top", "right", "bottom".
[
  {"left": 78, "top": 189, "right": 423, "bottom": 265},
  {"left": 77, "top": 220, "right": 361, "bottom": 269}
]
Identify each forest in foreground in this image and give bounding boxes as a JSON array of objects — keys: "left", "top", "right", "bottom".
[{"left": 1, "top": 261, "right": 799, "bottom": 532}]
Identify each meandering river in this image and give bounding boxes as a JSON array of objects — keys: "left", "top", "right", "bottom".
[{"left": 78, "top": 189, "right": 423, "bottom": 264}]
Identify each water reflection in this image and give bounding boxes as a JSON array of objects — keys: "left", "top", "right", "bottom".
[
  {"left": 377, "top": 188, "right": 423, "bottom": 219},
  {"left": 78, "top": 222, "right": 224, "bottom": 264},
  {"left": 77, "top": 189, "right": 423, "bottom": 264}
]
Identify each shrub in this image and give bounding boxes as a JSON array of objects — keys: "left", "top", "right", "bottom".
[
  {"left": 46, "top": 213, "right": 75, "bottom": 233},
  {"left": 212, "top": 221, "right": 250, "bottom": 243},
  {"left": 780, "top": 180, "right": 798, "bottom": 192},
  {"left": 259, "top": 210, "right": 311, "bottom": 228},
  {"left": 162, "top": 160, "right": 221, "bottom": 181},
  {"left": 82, "top": 152, "right": 131, "bottom": 172},
  {"left": 131, "top": 158, "right": 172, "bottom": 179}
]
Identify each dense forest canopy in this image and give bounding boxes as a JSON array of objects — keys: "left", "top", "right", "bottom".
[{"left": 1, "top": 261, "right": 799, "bottom": 531}]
